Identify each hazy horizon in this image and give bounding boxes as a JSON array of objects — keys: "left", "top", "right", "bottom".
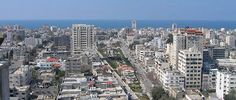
[{"left": 1, "top": 0, "right": 236, "bottom": 21}]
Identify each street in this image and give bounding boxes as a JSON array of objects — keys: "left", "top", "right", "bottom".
[
  {"left": 120, "top": 40, "right": 153, "bottom": 100},
  {"left": 96, "top": 49, "right": 139, "bottom": 100}
]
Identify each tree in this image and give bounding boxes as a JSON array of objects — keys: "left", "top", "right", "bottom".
[
  {"left": 152, "top": 87, "right": 176, "bottom": 100},
  {"left": 152, "top": 87, "right": 165, "bottom": 100},
  {"left": 14, "top": 35, "right": 23, "bottom": 42},
  {"left": 98, "top": 42, "right": 106, "bottom": 49},
  {"left": 224, "top": 90, "right": 236, "bottom": 100}
]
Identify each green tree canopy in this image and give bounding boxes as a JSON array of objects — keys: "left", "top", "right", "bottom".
[
  {"left": 151, "top": 87, "right": 176, "bottom": 100},
  {"left": 225, "top": 90, "right": 236, "bottom": 100}
]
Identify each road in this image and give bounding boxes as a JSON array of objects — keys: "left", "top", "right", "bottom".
[
  {"left": 120, "top": 40, "right": 153, "bottom": 100},
  {"left": 96, "top": 49, "right": 139, "bottom": 100}
]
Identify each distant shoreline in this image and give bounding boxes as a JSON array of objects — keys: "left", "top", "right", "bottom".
[{"left": 0, "top": 20, "right": 236, "bottom": 29}]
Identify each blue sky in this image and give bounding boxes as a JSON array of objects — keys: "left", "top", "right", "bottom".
[{"left": 0, "top": 0, "right": 236, "bottom": 20}]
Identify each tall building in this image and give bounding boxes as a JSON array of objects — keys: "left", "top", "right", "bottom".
[
  {"left": 178, "top": 46, "right": 203, "bottom": 89},
  {"left": 131, "top": 19, "right": 137, "bottom": 29},
  {"left": 226, "top": 35, "right": 236, "bottom": 48},
  {"left": 71, "top": 24, "right": 96, "bottom": 54},
  {"left": 0, "top": 61, "right": 10, "bottom": 100},
  {"left": 170, "top": 29, "right": 204, "bottom": 66},
  {"left": 171, "top": 23, "right": 177, "bottom": 30},
  {"left": 215, "top": 59, "right": 236, "bottom": 99}
]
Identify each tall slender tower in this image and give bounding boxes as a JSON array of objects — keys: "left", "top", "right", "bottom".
[
  {"left": 71, "top": 24, "right": 96, "bottom": 55},
  {"left": 171, "top": 23, "right": 177, "bottom": 30},
  {"left": 131, "top": 19, "right": 137, "bottom": 30}
]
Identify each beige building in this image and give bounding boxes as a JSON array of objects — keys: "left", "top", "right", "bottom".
[
  {"left": 170, "top": 29, "right": 204, "bottom": 66},
  {"left": 226, "top": 35, "right": 236, "bottom": 48},
  {"left": 71, "top": 24, "right": 96, "bottom": 54},
  {"left": 178, "top": 46, "right": 203, "bottom": 89}
]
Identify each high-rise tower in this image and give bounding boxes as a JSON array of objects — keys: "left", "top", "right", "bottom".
[
  {"left": 131, "top": 20, "right": 137, "bottom": 29},
  {"left": 71, "top": 24, "right": 96, "bottom": 54}
]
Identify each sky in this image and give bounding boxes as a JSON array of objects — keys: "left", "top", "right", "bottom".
[{"left": 0, "top": 0, "right": 236, "bottom": 21}]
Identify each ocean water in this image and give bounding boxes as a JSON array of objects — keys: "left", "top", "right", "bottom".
[{"left": 0, "top": 20, "right": 236, "bottom": 29}]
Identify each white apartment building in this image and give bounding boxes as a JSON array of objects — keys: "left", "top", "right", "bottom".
[
  {"left": 139, "top": 50, "right": 155, "bottom": 61},
  {"left": 205, "top": 30, "right": 215, "bottom": 39},
  {"left": 178, "top": 46, "right": 203, "bottom": 89},
  {"left": 155, "top": 58, "right": 185, "bottom": 90},
  {"left": 135, "top": 44, "right": 145, "bottom": 57},
  {"left": 226, "top": 35, "right": 236, "bottom": 48},
  {"left": 9, "top": 65, "right": 32, "bottom": 87},
  {"left": 216, "top": 69, "right": 236, "bottom": 99},
  {"left": 209, "top": 69, "right": 218, "bottom": 89},
  {"left": 170, "top": 29, "right": 204, "bottom": 66},
  {"left": 71, "top": 24, "right": 96, "bottom": 55},
  {"left": 202, "top": 69, "right": 218, "bottom": 90},
  {"left": 216, "top": 58, "right": 236, "bottom": 99}
]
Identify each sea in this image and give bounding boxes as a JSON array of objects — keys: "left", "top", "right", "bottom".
[{"left": 0, "top": 20, "right": 236, "bottom": 29}]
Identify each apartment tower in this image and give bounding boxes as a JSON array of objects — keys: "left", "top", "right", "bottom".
[{"left": 71, "top": 24, "right": 96, "bottom": 54}]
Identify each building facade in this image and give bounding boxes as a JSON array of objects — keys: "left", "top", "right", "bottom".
[
  {"left": 170, "top": 29, "right": 204, "bottom": 66},
  {"left": 216, "top": 69, "right": 236, "bottom": 99},
  {"left": 0, "top": 61, "right": 10, "bottom": 100},
  {"left": 71, "top": 24, "right": 96, "bottom": 55},
  {"left": 178, "top": 46, "right": 203, "bottom": 89}
]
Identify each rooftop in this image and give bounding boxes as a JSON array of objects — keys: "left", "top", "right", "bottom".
[
  {"left": 185, "top": 89, "right": 204, "bottom": 100},
  {"left": 0, "top": 61, "right": 8, "bottom": 69},
  {"left": 62, "top": 77, "right": 87, "bottom": 85},
  {"left": 15, "top": 85, "right": 30, "bottom": 92},
  {"left": 12, "top": 65, "right": 30, "bottom": 75},
  {"left": 217, "top": 58, "right": 236, "bottom": 67},
  {"left": 179, "top": 28, "right": 203, "bottom": 35}
]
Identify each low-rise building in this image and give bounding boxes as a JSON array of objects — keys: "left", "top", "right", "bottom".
[
  {"left": 135, "top": 44, "right": 145, "bottom": 57},
  {"left": 65, "top": 55, "right": 91, "bottom": 76},
  {"left": 117, "top": 64, "right": 136, "bottom": 84},
  {"left": 168, "top": 87, "right": 185, "bottom": 100},
  {"left": 9, "top": 65, "right": 32, "bottom": 87},
  {"left": 36, "top": 57, "right": 64, "bottom": 70},
  {"left": 155, "top": 57, "right": 185, "bottom": 90},
  {"left": 10, "top": 85, "right": 30, "bottom": 100},
  {"left": 201, "top": 69, "right": 217, "bottom": 90},
  {"left": 139, "top": 50, "right": 154, "bottom": 61}
]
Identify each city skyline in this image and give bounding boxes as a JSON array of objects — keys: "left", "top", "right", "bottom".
[{"left": 1, "top": 0, "right": 236, "bottom": 21}]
